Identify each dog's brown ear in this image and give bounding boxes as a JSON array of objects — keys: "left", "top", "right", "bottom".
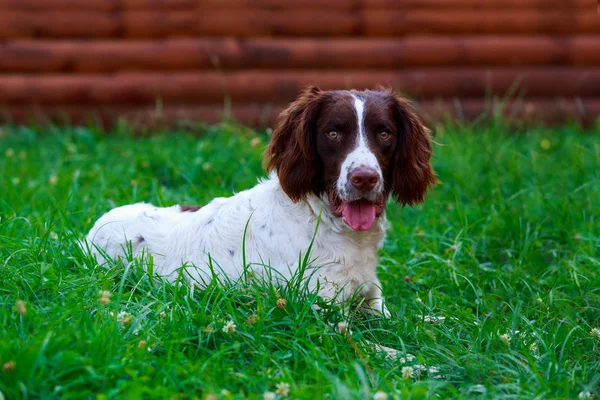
[
  {"left": 389, "top": 93, "right": 437, "bottom": 205},
  {"left": 265, "top": 86, "right": 323, "bottom": 201}
]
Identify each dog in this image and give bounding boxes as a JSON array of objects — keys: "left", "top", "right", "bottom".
[{"left": 84, "top": 86, "right": 436, "bottom": 317}]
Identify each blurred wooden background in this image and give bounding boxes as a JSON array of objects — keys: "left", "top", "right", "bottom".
[{"left": 0, "top": 0, "right": 598, "bottom": 127}]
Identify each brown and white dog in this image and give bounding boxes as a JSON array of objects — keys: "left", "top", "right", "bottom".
[{"left": 85, "top": 87, "right": 436, "bottom": 316}]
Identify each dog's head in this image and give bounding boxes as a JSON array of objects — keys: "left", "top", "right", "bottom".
[{"left": 265, "top": 86, "right": 437, "bottom": 231}]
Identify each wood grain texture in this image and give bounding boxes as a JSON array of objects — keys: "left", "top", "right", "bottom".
[
  {"left": 1, "top": 69, "right": 598, "bottom": 104},
  {"left": 2, "top": 37, "right": 600, "bottom": 72},
  {"left": 1, "top": 10, "right": 597, "bottom": 39},
  {"left": 0, "top": 0, "right": 591, "bottom": 10},
  {"left": 2, "top": 99, "right": 598, "bottom": 127}
]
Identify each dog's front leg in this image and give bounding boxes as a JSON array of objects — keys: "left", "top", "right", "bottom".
[{"left": 361, "top": 280, "right": 391, "bottom": 318}]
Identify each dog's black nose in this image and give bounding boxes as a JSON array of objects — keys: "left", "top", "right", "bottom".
[{"left": 350, "top": 167, "right": 379, "bottom": 192}]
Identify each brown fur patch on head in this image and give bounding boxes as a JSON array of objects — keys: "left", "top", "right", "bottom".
[
  {"left": 264, "top": 85, "right": 325, "bottom": 201},
  {"left": 386, "top": 90, "right": 438, "bottom": 205}
]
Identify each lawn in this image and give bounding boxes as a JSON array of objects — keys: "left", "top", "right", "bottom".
[{"left": 0, "top": 121, "right": 599, "bottom": 399}]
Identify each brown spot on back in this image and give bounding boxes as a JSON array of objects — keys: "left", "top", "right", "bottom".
[{"left": 180, "top": 205, "right": 202, "bottom": 212}]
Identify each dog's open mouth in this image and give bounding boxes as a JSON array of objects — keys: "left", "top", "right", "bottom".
[{"left": 329, "top": 191, "right": 385, "bottom": 231}]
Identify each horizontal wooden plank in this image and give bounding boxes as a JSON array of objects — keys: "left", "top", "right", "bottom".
[
  {"left": 196, "top": 0, "right": 595, "bottom": 8},
  {"left": 2, "top": 98, "right": 598, "bottom": 127},
  {"left": 1, "top": 10, "right": 597, "bottom": 38},
  {"left": 0, "top": 0, "right": 591, "bottom": 10},
  {"left": 0, "top": 0, "right": 197, "bottom": 10},
  {"left": 2, "top": 37, "right": 599, "bottom": 73},
  {"left": 0, "top": 69, "right": 598, "bottom": 104}
]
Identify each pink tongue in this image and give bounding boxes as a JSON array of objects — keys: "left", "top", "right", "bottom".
[{"left": 342, "top": 200, "right": 377, "bottom": 231}]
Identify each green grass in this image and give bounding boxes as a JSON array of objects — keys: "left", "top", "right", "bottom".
[{"left": 0, "top": 121, "right": 599, "bottom": 399}]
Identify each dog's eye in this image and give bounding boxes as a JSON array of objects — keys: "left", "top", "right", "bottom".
[
  {"left": 327, "top": 131, "right": 339, "bottom": 139},
  {"left": 379, "top": 131, "right": 391, "bottom": 140}
]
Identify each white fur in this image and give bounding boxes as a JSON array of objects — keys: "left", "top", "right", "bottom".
[
  {"left": 336, "top": 95, "right": 384, "bottom": 201},
  {"left": 84, "top": 176, "right": 390, "bottom": 315}
]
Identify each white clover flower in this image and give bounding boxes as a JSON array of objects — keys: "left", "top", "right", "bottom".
[
  {"left": 405, "top": 353, "right": 416, "bottom": 362},
  {"left": 263, "top": 392, "right": 276, "bottom": 400},
  {"left": 529, "top": 341, "right": 538, "bottom": 353},
  {"left": 469, "top": 384, "right": 486, "bottom": 394},
  {"left": 117, "top": 311, "right": 133, "bottom": 326},
  {"left": 275, "top": 382, "right": 290, "bottom": 397},
  {"left": 222, "top": 320, "right": 237, "bottom": 334},
  {"left": 578, "top": 391, "right": 594, "bottom": 399},
  {"left": 590, "top": 328, "right": 600, "bottom": 339},
  {"left": 428, "top": 366, "right": 440, "bottom": 374},
  {"left": 336, "top": 321, "right": 349, "bottom": 333},
  {"left": 98, "top": 290, "right": 111, "bottom": 305},
  {"left": 422, "top": 315, "right": 446, "bottom": 325},
  {"left": 414, "top": 364, "right": 427, "bottom": 373},
  {"left": 401, "top": 366, "right": 414, "bottom": 379},
  {"left": 373, "top": 391, "right": 388, "bottom": 400},
  {"left": 499, "top": 333, "right": 511, "bottom": 346},
  {"left": 276, "top": 298, "right": 287, "bottom": 309}
]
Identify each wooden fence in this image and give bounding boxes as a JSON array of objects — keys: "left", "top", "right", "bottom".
[{"left": 0, "top": 0, "right": 598, "bottom": 127}]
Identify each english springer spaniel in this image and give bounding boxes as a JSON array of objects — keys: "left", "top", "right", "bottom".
[{"left": 85, "top": 87, "right": 436, "bottom": 316}]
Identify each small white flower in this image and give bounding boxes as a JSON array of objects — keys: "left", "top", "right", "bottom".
[
  {"left": 222, "top": 320, "right": 236, "bottom": 334},
  {"left": 414, "top": 364, "right": 427, "bottom": 372},
  {"left": 422, "top": 315, "right": 446, "bottom": 324},
  {"left": 499, "top": 333, "right": 511, "bottom": 346},
  {"left": 275, "top": 382, "right": 290, "bottom": 397},
  {"left": 428, "top": 366, "right": 440, "bottom": 374},
  {"left": 373, "top": 391, "right": 388, "bottom": 400},
  {"left": 529, "top": 341, "right": 538, "bottom": 353},
  {"left": 49, "top": 175, "right": 58, "bottom": 185},
  {"left": 263, "top": 392, "right": 276, "bottom": 400},
  {"left": 590, "top": 328, "right": 600, "bottom": 339},
  {"left": 98, "top": 290, "right": 111, "bottom": 305},
  {"left": 578, "top": 391, "right": 594, "bottom": 399},
  {"left": 220, "top": 389, "right": 231, "bottom": 397},
  {"left": 401, "top": 366, "right": 414, "bottom": 379},
  {"left": 469, "top": 384, "right": 486, "bottom": 394},
  {"left": 117, "top": 311, "right": 133, "bottom": 326},
  {"left": 405, "top": 353, "right": 416, "bottom": 362},
  {"left": 336, "top": 321, "right": 349, "bottom": 333}
]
